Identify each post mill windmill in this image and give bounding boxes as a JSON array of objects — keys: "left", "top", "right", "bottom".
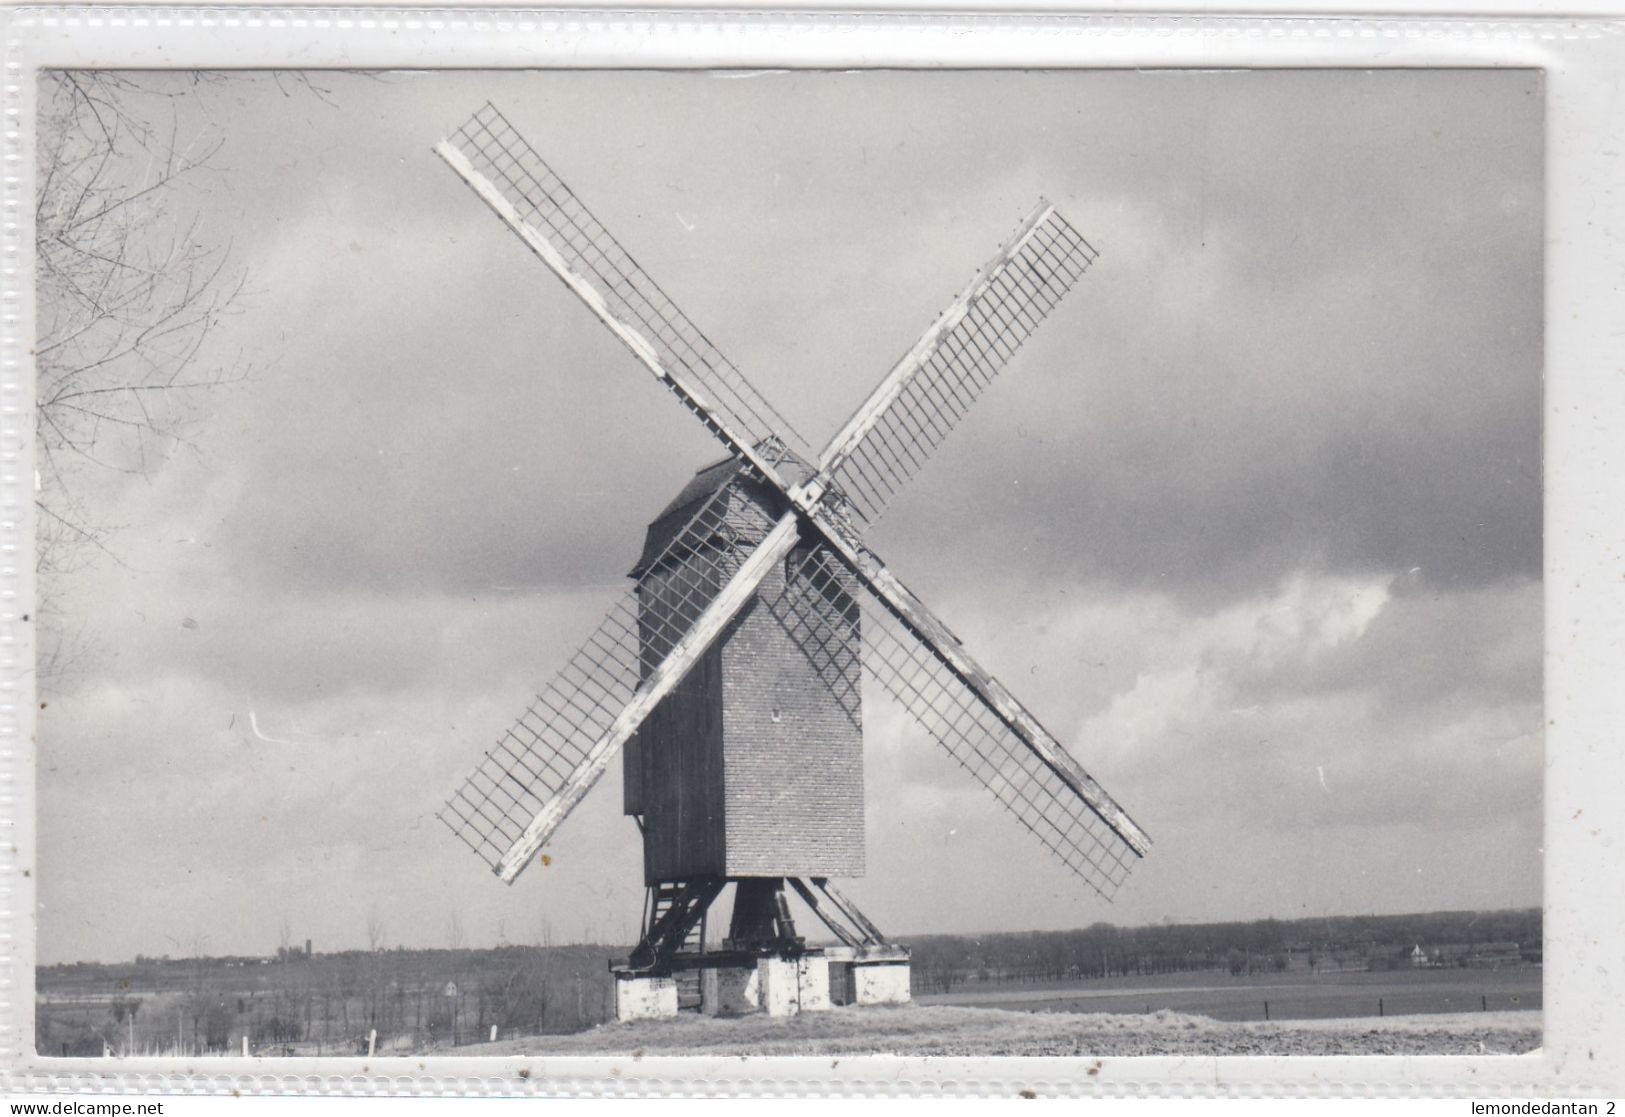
[{"left": 434, "top": 103, "right": 1152, "bottom": 1021}]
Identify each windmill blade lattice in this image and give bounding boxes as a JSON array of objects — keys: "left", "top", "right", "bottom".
[
  {"left": 438, "top": 471, "right": 781, "bottom": 874},
  {"left": 823, "top": 208, "right": 1100, "bottom": 532},
  {"left": 858, "top": 595, "right": 1138, "bottom": 901},
  {"left": 759, "top": 542, "right": 865, "bottom": 731},
  {"left": 773, "top": 546, "right": 1145, "bottom": 900},
  {"left": 442, "top": 103, "right": 809, "bottom": 458}
]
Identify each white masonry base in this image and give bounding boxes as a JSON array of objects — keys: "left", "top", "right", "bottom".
[
  {"left": 707, "top": 965, "right": 760, "bottom": 1016},
  {"left": 755, "top": 954, "right": 832, "bottom": 1017},
  {"left": 854, "top": 959, "right": 912, "bottom": 1005},
  {"left": 698, "top": 952, "right": 839, "bottom": 1017},
  {"left": 620, "top": 945, "right": 908, "bottom": 1021},
  {"left": 612, "top": 973, "right": 679, "bottom": 1022},
  {"left": 757, "top": 956, "right": 799, "bottom": 1017},
  {"left": 827, "top": 945, "right": 913, "bottom": 1006},
  {"left": 795, "top": 954, "right": 832, "bottom": 1013}
]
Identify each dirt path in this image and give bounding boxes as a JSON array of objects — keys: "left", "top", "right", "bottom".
[{"left": 438, "top": 1005, "right": 1541, "bottom": 1058}]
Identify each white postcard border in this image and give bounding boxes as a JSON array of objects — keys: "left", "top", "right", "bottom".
[{"left": 2, "top": 6, "right": 1620, "bottom": 1097}]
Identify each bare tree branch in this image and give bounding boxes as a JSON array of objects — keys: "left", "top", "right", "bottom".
[{"left": 35, "top": 71, "right": 253, "bottom": 690}]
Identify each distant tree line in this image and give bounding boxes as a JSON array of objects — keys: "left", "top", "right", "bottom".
[
  {"left": 39, "top": 943, "right": 622, "bottom": 1056},
  {"left": 907, "top": 908, "right": 1542, "bottom": 994}
]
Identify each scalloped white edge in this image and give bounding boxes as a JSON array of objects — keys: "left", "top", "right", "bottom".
[{"left": 2, "top": 5, "right": 1622, "bottom": 1099}]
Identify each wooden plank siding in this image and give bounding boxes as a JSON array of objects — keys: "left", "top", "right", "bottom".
[
  {"left": 639, "top": 642, "right": 727, "bottom": 882},
  {"left": 628, "top": 563, "right": 729, "bottom": 881}
]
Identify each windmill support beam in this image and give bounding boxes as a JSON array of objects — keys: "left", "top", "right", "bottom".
[
  {"left": 726, "top": 878, "right": 803, "bottom": 954},
  {"left": 788, "top": 877, "right": 884, "bottom": 949},
  {"left": 807, "top": 877, "right": 887, "bottom": 945}
]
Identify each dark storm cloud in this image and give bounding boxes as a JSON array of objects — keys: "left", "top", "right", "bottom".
[{"left": 863, "top": 71, "right": 1542, "bottom": 605}]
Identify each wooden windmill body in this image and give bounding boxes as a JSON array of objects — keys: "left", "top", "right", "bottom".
[
  {"left": 433, "top": 103, "right": 1153, "bottom": 1020},
  {"left": 625, "top": 456, "right": 866, "bottom": 886}
]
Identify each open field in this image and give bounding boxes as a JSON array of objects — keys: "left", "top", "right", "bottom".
[
  {"left": 448, "top": 1004, "right": 1541, "bottom": 1058},
  {"left": 919, "top": 966, "right": 1541, "bottom": 1023}
]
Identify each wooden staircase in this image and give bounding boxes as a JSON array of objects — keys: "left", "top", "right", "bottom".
[
  {"left": 629, "top": 878, "right": 722, "bottom": 1008},
  {"left": 674, "top": 915, "right": 706, "bottom": 1012}
]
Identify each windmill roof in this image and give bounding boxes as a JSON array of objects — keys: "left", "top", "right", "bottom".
[
  {"left": 628, "top": 444, "right": 814, "bottom": 578},
  {"left": 651, "top": 456, "right": 745, "bottom": 526}
]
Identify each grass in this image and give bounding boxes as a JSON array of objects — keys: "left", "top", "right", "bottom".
[{"left": 447, "top": 1003, "right": 1542, "bottom": 1058}]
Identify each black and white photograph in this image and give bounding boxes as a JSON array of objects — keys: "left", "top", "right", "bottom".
[{"left": 31, "top": 63, "right": 1548, "bottom": 1064}]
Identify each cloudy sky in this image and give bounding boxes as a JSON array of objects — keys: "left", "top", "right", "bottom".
[{"left": 36, "top": 69, "right": 1542, "bottom": 965}]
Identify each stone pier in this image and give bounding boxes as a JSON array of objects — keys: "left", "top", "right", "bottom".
[
  {"left": 611, "top": 972, "right": 678, "bottom": 1022},
  {"left": 706, "top": 965, "right": 760, "bottom": 1016},
  {"left": 826, "top": 944, "right": 912, "bottom": 1006}
]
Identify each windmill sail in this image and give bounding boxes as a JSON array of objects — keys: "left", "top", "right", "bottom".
[
  {"left": 437, "top": 103, "right": 809, "bottom": 463},
  {"left": 439, "top": 474, "right": 796, "bottom": 881},
  {"left": 773, "top": 544, "right": 1149, "bottom": 900},
  {"left": 817, "top": 204, "right": 1099, "bottom": 532},
  {"left": 857, "top": 591, "right": 1143, "bottom": 901}
]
